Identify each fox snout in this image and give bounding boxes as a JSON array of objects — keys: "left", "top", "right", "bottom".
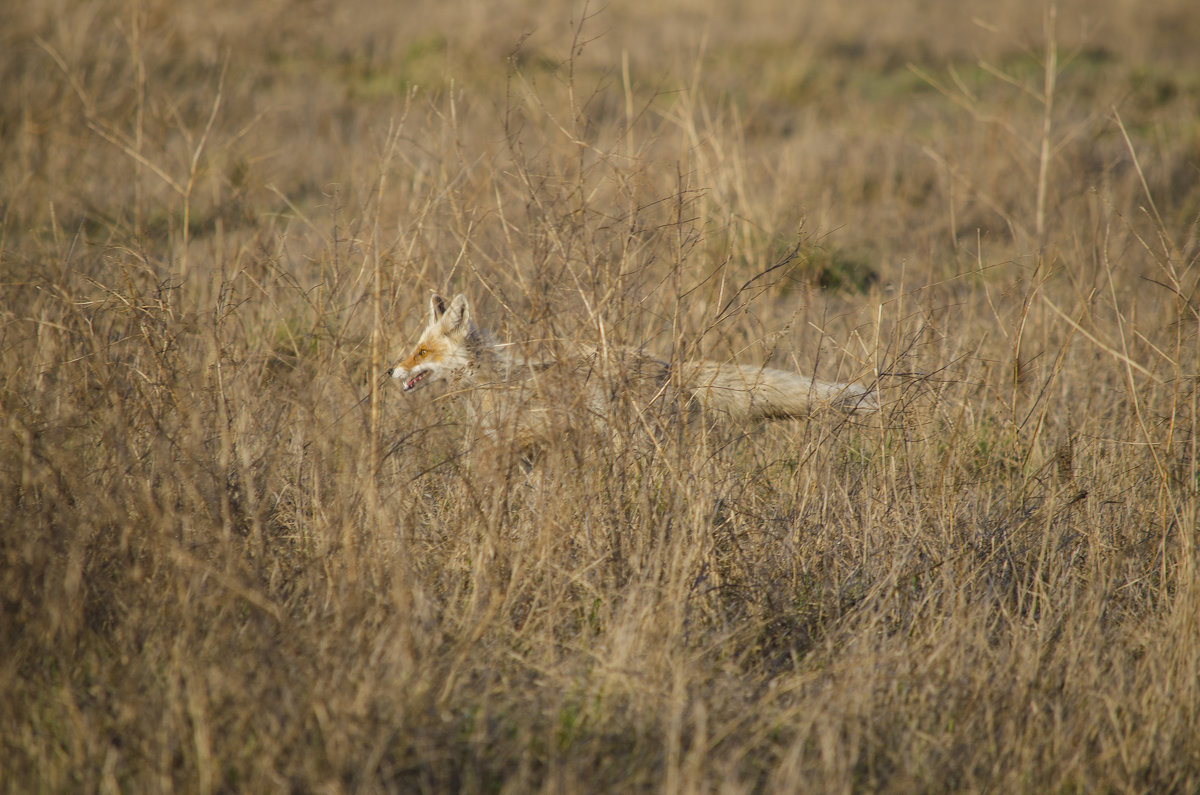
[
  {"left": 390, "top": 341, "right": 438, "bottom": 393},
  {"left": 394, "top": 365, "right": 432, "bottom": 392}
]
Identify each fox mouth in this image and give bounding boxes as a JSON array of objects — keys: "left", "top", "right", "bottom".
[{"left": 403, "top": 368, "right": 430, "bottom": 392}]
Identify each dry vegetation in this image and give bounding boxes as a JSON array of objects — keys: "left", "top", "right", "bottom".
[{"left": 3, "top": 0, "right": 1200, "bottom": 791}]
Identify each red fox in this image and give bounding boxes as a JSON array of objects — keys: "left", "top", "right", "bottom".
[{"left": 390, "top": 293, "right": 877, "bottom": 452}]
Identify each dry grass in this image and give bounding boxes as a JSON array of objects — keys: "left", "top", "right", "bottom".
[{"left": 3, "top": 0, "right": 1200, "bottom": 792}]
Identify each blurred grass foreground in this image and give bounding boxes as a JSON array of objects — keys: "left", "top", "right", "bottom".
[{"left": 3, "top": 0, "right": 1200, "bottom": 791}]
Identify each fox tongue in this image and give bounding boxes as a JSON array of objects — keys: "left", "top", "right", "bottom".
[{"left": 405, "top": 371, "right": 426, "bottom": 391}]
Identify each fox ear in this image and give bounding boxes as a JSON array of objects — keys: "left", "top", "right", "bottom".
[
  {"left": 429, "top": 293, "right": 449, "bottom": 324},
  {"left": 439, "top": 293, "right": 471, "bottom": 333}
]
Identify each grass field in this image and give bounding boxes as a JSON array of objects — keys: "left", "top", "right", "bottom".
[{"left": 3, "top": 0, "right": 1200, "bottom": 791}]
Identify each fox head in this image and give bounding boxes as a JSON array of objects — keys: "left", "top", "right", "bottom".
[{"left": 390, "top": 292, "right": 475, "bottom": 393}]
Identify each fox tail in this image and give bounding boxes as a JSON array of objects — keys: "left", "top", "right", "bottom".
[{"left": 687, "top": 362, "right": 877, "bottom": 420}]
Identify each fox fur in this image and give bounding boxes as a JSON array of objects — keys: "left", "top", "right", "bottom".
[{"left": 390, "top": 293, "right": 877, "bottom": 452}]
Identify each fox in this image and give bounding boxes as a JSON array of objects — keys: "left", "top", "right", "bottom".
[{"left": 390, "top": 293, "right": 877, "bottom": 454}]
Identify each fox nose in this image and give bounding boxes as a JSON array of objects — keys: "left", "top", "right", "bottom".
[{"left": 385, "top": 367, "right": 394, "bottom": 378}]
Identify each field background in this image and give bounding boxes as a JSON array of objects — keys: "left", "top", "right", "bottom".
[{"left": 3, "top": 0, "right": 1200, "bottom": 791}]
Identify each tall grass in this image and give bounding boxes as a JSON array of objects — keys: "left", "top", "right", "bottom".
[{"left": 3, "top": 0, "right": 1199, "bottom": 791}]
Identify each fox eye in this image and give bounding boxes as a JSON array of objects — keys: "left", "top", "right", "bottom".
[{"left": 417, "top": 348, "right": 428, "bottom": 358}]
